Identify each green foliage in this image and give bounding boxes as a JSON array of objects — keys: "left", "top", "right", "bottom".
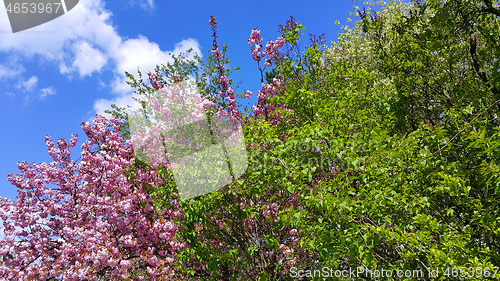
[{"left": 107, "top": 1, "right": 500, "bottom": 279}]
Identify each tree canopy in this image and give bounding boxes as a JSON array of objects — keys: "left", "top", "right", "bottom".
[{"left": 1, "top": 0, "right": 500, "bottom": 280}]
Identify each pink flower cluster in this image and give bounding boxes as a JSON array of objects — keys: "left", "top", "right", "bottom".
[
  {"left": 0, "top": 115, "right": 184, "bottom": 280},
  {"left": 148, "top": 72, "right": 162, "bottom": 90},
  {"left": 209, "top": 16, "right": 251, "bottom": 121},
  {"left": 248, "top": 29, "right": 263, "bottom": 46},
  {"left": 252, "top": 78, "right": 289, "bottom": 126},
  {"left": 248, "top": 29, "right": 284, "bottom": 67},
  {"left": 247, "top": 28, "right": 291, "bottom": 127},
  {"left": 211, "top": 49, "right": 222, "bottom": 59},
  {"left": 263, "top": 37, "right": 285, "bottom": 67}
]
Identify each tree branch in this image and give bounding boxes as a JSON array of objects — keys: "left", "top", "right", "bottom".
[{"left": 482, "top": 0, "right": 500, "bottom": 17}]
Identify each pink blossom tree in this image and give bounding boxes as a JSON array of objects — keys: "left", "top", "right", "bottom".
[
  {"left": 0, "top": 116, "right": 184, "bottom": 280},
  {"left": 0, "top": 15, "right": 322, "bottom": 281}
]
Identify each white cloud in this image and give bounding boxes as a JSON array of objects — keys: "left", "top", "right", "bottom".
[
  {"left": 40, "top": 87, "right": 56, "bottom": 100},
  {"left": 16, "top": 76, "right": 38, "bottom": 92},
  {"left": 97, "top": 37, "right": 201, "bottom": 120},
  {"left": 5, "top": 92, "right": 14, "bottom": 97},
  {"left": 93, "top": 92, "right": 141, "bottom": 119},
  {"left": 110, "top": 37, "right": 200, "bottom": 95},
  {"left": 140, "top": 0, "right": 155, "bottom": 10},
  {"left": 0, "top": 63, "right": 25, "bottom": 79},
  {"left": 0, "top": 0, "right": 201, "bottom": 114},
  {"left": 126, "top": 0, "right": 155, "bottom": 11},
  {"left": 71, "top": 41, "right": 107, "bottom": 77},
  {"left": 0, "top": 0, "right": 120, "bottom": 60},
  {"left": 97, "top": 78, "right": 105, "bottom": 88}
]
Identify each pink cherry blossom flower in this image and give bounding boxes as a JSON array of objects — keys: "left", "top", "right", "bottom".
[
  {"left": 212, "top": 49, "right": 222, "bottom": 59},
  {"left": 148, "top": 72, "right": 162, "bottom": 90},
  {"left": 219, "top": 75, "right": 229, "bottom": 87},
  {"left": 248, "top": 29, "right": 263, "bottom": 46}
]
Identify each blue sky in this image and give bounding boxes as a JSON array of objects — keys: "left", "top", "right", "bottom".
[{"left": 0, "top": 0, "right": 359, "bottom": 201}]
